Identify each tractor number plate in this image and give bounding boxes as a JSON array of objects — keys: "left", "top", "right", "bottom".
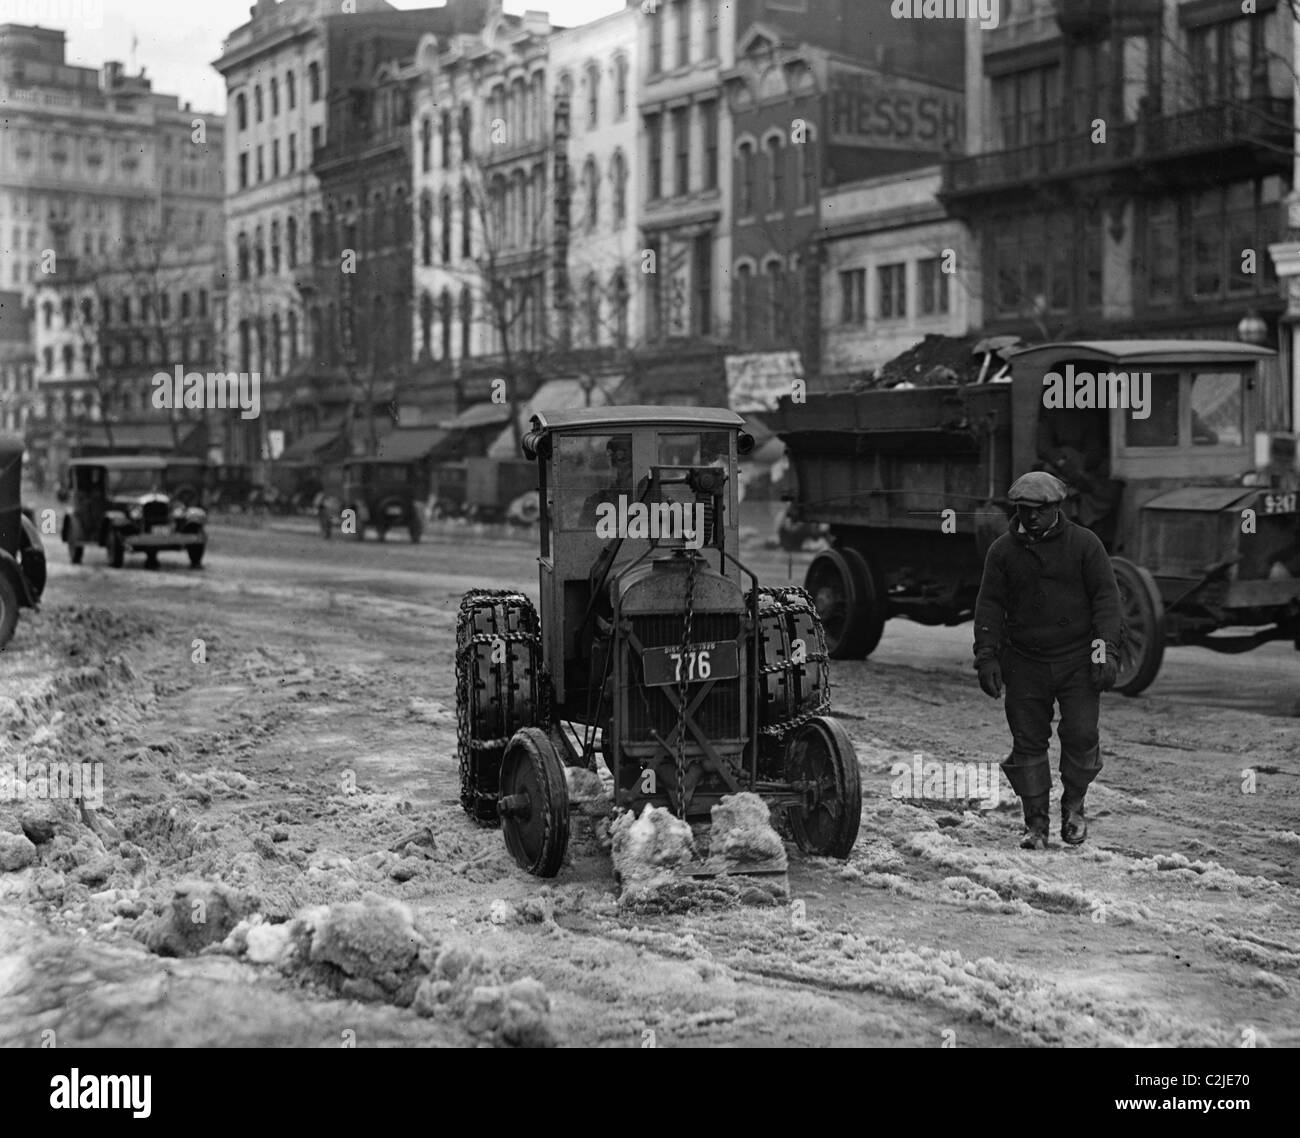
[
  {"left": 642, "top": 641, "right": 738, "bottom": 687},
  {"left": 1260, "top": 491, "right": 1298, "bottom": 515}
]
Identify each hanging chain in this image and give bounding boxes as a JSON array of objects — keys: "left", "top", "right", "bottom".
[{"left": 674, "top": 553, "right": 697, "bottom": 818}]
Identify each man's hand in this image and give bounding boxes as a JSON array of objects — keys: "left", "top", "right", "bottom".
[
  {"left": 1091, "top": 653, "right": 1119, "bottom": 692},
  {"left": 977, "top": 659, "right": 1003, "bottom": 699}
]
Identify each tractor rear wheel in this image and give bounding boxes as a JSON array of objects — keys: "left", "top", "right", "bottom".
[
  {"left": 806, "top": 547, "right": 884, "bottom": 659},
  {"left": 498, "top": 727, "right": 570, "bottom": 877},
  {"left": 455, "top": 590, "right": 543, "bottom": 825},
  {"left": 1111, "top": 556, "right": 1165, "bottom": 696},
  {"left": 785, "top": 715, "right": 862, "bottom": 859}
]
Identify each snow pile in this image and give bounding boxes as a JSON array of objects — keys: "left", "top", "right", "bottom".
[
  {"left": 611, "top": 805, "right": 697, "bottom": 886},
  {"left": 708, "top": 793, "right": 784, "bottom": 864}
]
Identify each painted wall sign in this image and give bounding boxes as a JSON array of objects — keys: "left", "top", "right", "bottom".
[{"left": 826, "top": 63, "right": 964, "bottom": 152}]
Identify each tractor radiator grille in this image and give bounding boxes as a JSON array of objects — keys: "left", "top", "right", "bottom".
[{"left": 626, "top": 613, "right": 742, "bottom": 744}]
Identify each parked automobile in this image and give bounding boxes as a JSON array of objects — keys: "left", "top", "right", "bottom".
[
  {"left": 319, "top": 458, "right": 424, "bottom": 542},
  {"left": 0, "top": 432, "right": 46, "bottom": 649},
  {"left": 59, "top": 456, "right": 208, "bottom": 569}
]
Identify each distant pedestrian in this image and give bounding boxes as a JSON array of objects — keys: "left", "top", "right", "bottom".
[{"left": 973, "top": 472, "right": 1122, "bottom": 849}]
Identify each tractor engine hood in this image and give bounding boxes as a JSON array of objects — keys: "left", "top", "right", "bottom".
[{"left": 613, "top": 554, "right": 744, "bottom": 616}]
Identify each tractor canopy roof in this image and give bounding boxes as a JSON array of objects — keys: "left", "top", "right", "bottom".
[
  {"left": 531, "top": 406, "right": 745, "bottom": 434},
  {"left": 1006, "top": 340, "right": 1275, "bottom": 368}
]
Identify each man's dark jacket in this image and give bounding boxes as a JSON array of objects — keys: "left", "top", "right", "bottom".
[{"left": 973, "top": 514, "right": 1122, "bottom": 664}]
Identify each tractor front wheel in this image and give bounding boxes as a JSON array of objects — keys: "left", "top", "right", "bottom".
[
  {"left": 785, "top": 715, "right": 862, "bottom": 859},
  {"left": 498, "top": 727, "right": 570, "bottom": 877}
]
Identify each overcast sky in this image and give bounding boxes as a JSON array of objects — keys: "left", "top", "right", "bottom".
[{"left": 44, "top": 0, "right": 625, "bottom": 117}]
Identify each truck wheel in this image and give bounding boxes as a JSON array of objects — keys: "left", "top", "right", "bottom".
[
  {"left": 107, "top": 530, "right": 125, "bottom": 568},
  {"left": 0, "top": 575, "right": 18, "bottom": 650},
  {"left": 188, "top": 544, "right": 206, "bottom": 568},
  {"left": 145, "top": 552, "right": 160, "bottom": 571},
  {"left": 455, "top": 590, "right": 542, "bottom": 825},
  {"left": 806, "top": 547, "right": 884, "bottom": 658},
  {"left": 409, "top": 514, "right": 423, "bottom": 544},
  {"left": 785, "top": 715, "right": 861, "bottom": 858},
  {"left": 498, "top": 727, "right": 570, "bottom": 877},
  {"left": 67, "top": 542, "right": 84, "bottom": 564},
  {"left": 1111, "top": 557, "right": 1165, "bottom": 696}
]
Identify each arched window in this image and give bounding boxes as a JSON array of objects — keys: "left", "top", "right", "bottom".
[
  {"left": 738, "top": 142, "right": 755, "bottom": 216},
  {"left": 512, "top": 76, "right": 526, "bottom": 141},
  {"left": 439, "top": 288, "right": 452, "bottom": 359},
  {"left": 286, "top": 215, "right": 298, "bottom": 269},
  {"left": 797, "top": 126, "right": 818, "bottom": 208},
  {"left": 460, "top": 286, "right": 472, "bottom": 358},
  {"left": 419, "top": 291, "right": 433, "bottom": 358},
  {"left": 461, "top": 180, "right": 473, "bottom": 258},
  {"left": 308, "top": 61, "right": 321, "bottom": 102},
  {"left": 584, "top": 156, "right": 599, "bottom": 231},
  {"left": 419, "top": 191, "right": 433, "bottom": 266},
  {"left": 585, "top": 62, "right": 600, "bottom": 129},
  {"left": 420, "top": 117, "right": 432, "bottom": 172},
  {"left": 611, "top": 149, "right": 627, "bottom": 226},
  {"left": 735, "top": 262, "right": 753, "bottom": 344},
  {"left": 584, "top": 274, "right": 601, "bottom": 346},
  {"left": 766, "top": 135, "right": 784, "bottom": 210},
  {"left": 254, "top": 85, "right": 263, "bottom": 123},
  {"left": 236, "top": 92, "right": 247, "bottom": 132},
  {"left": 270, "top": 76, "right": 279, "bottom": 116},
  {"left": 613, "top": 55, "right": 628, "bottom": 120},
  {"left": 612, "top": 269, "right": 629, "bottom": 348},
  {"left": 765, "top": 259, "right": 785, "bottom": 341},
  {"left": 440, "top": 190, "right": 452, "bottom": 262}
]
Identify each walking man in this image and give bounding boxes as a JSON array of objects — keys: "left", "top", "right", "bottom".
[{"left": 973, "top": 472, "right": 1123, "bottom": 848}]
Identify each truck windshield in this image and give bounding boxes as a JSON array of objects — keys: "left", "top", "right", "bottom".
[{"left": 106, "top": 468, "right": 162, "bottom": 493}]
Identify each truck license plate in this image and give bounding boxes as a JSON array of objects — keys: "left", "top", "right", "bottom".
[
  {"left": 1260, "top": 491, "right": 1298, "bottom": 515},
  {"left": 642, "top": 642, "right": 739, "bottom": 687}
]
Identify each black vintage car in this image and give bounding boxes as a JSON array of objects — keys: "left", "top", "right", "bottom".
[
  {"left": 0, "top": 433, "right": 46, "bottom": 649},
  {"left": 320, "top": 458, "right": 424, "bottom": 542},
  {"left": 59, "top": 456, "right": 207, "bottom": 569}
]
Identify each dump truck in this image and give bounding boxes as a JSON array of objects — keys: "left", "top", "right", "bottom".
[{"left": 773, "top": 340, "right": 1300, "bottom": 694}]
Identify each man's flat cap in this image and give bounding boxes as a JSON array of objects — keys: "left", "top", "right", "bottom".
[{"left": 1007, "top": 471, "right": 1067, "bottom": 504}]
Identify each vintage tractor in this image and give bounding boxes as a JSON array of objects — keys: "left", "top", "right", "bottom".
[{"left": 455, "top": 407, "right": 862, "bottom": 878}]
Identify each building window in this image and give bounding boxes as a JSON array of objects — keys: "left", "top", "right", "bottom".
[
  {"left": 439, "top": 289, "right": 452, "bottom": 359},
  {"left": 693, "top": 234, "right": 713, "bottom": 336},
  {"left": 42, "top": 347, "right": 53, "bottom": 374},
  {"left": 460, "top": 287, "right": 472, "bottom": 358},
  {"left": 672, "top": 107, "right": 689, "bottom": 196},
  {"left": 735, "top": 262, "right": 753, "bottom": 342},
  {"left": 198, "top": 288, "right": 208, "bottom": 318},
  {"left": 272, "top": 140, "right": 280, "bottom": 178},
  {"left": 421, "top": 117, "right": 432, "bottom": 172},
  {"left": 797, "top": 128, "right": 817, "bottom": 207},
  {"left": 991, "top": 65, "right": 1062, "bottom": 148},
  {"left": 878, "top": 262, "right": 906, "bottom": 319},
  {"left": 440, "top": 112, "right": 451, "bottom": 168},
  {"left": 585, "top": 274, "right": 601, "bottom": 346},
  {"left": 237, "top": 232, "right": 250, "bottom": 281},
  {"left": 256, "top": 145, "right": 264, "bottom": 183},
  {"left": 255, "top": 85, "right": 263, "bottom": 123},
  {"left": 238, "top": 153, "right": 248, "bottom": 189},
  {"left": 459, "top": 105, "right": 472, "bottom": 161},
  {"left": 612, "top": 269, "right": 629, "bottom": 348},
  {"left": 270, "top": 219, "right": 281, "bottom": 273},
  {"left": 918, "top": 257, "right": 949, "bottom": 316},
  {"left": 839, "top": 269, "right": 865, "bottom": 324},
  {"left": 675, "top": 0, "right": 691, "bottom": 68},
  {"left": 418, "top": 192, "right": 433, "bottom": 266},
  {"left": 614, "top": 55, "right": 628, "bottom": 119},
  {"left": 586, "top": 62, "right": 600, "bottom": 129},
  {"left": 701, "top": 100, "right": 718, "bottom": 190},
  {"left": 440, "top": 191, "right": 452, "bottom": 263},
  {"left": 236, "top": 92, "right": 247, "bottom": 131},
  {"left": 462, "top": 181, "right": 473, "bottom": 258},
  {"left": 311, "top": 125, "right": 321, "bottom": 155},
  {"left": 738, "top": 142, "right": 755, "bottom": 215},
  {"left": 309, "top": 62, "right": 321, "bottom": 102},
  {"left": 1188, "top": 17, "right": 1259, "bottom": 107},
  {"left": 254, "top": 226, "right": 266, "bottom": 276},
  {"left": 646, "top": 114, "right": 663, "bottom": 200},
  {"left": 646, "top": 237, "right": 663, "bottom": 338},
  {"left": 270, "top": 77, "right": 279, "bottom": 116},
  {"left": 611, "top": 148, "right": 628, "bottom": 226},
  {"left": 766, "top": 135, "right": 784, "bottom": 210},
  {"left": 286, "top": 70, "right": 295, "bottom": 109},
  {"left": 649, "top": 9, "right": 663, "bottom": 75}
]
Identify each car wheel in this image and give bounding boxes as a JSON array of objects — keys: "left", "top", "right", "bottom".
[
  {"left": 107, "top": 530, "right": 125, "bottom": 568},
  {"left": 377, "top": 527, "right": 387, "bottom": 542},
  {"left": 188, "top": 544, "right": 205, "bottom": 568},
  {"left": 0, "top": 574, "right": 18, "bottom": 650},
  {"left": 68, "top": 541, "right": 84, "bottom": 565},
  {"left": 145, "top": 552, "right": 160, "bottom": 571}
]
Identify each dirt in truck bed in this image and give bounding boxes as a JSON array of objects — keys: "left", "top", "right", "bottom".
[{"left": 0, "top": 519, "right": 1297, "bottom": 1049}]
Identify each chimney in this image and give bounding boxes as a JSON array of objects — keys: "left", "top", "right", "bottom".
[{"left": 522, "top": 10, "right": 550, "bottom": 36}]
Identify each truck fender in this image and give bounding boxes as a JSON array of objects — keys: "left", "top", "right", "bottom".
[{"left": 0, "top": 549, "right": 36, "bottom": 608}]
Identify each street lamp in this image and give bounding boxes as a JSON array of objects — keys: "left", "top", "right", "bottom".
[{"left": 1237, "top": 310, "right": 1269, "bottom": 346}]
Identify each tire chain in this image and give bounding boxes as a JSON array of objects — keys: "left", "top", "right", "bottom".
[
  {"left": 455, "top": 589, "right": 544, "bottom": 818},
  {"left": 747, "top": 585, "right": 832, "bottom": 738}
]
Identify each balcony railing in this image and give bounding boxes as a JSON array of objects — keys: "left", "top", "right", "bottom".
[{"left": 944, "top": 97, "right": 1293, "bottom": 196}]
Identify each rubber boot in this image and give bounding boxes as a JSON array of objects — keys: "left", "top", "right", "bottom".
[
  {"left": 1060, "top": 748, "right": 1102, "bottom": 846},
  {"left": 1001, "top": 755, "right": 1053, "bottom": 850},
  {"left": 1019, "top": 793, "right": 1050, "bottom": 850}
]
